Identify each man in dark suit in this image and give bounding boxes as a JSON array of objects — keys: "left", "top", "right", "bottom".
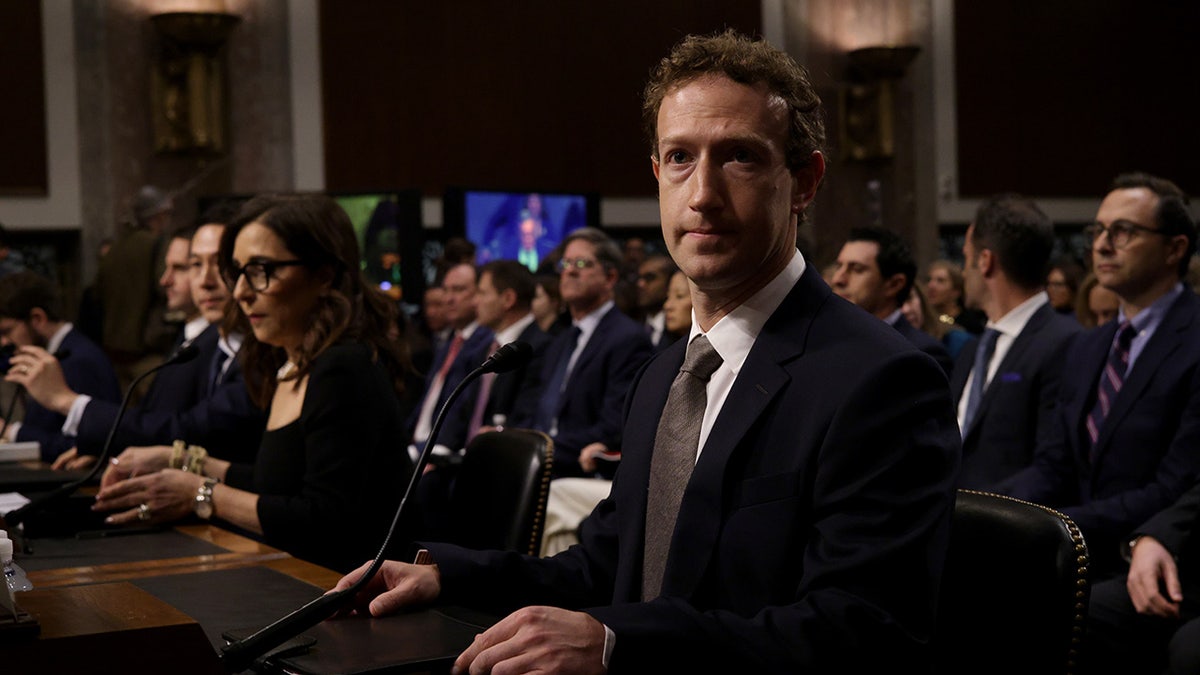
[
  {"left": 11, "top": 221, "right": 265, "bottom": 468},
  {"left": 335, "top": 31, "right": 959, "bottom": 673},
  {"left": 831, "top": 226, "right": 953, "bottom": 376},
  {"left": 635, "top": 254, "right": 679, "bottom": 351},
  {"left": 515, "top": 227, "right": 653, "bottom": 478},
  {"left": 442, "top": 260, "right": 550, "bottom": 452},
  {"left": 407, "top": 262, "right": 494, "bottom": 457},
  {"left": 949, "top": 195, "right": 1080, "bottom": 488},
  {"left": 0, "top": 271, "right": 121, "bottom": 461},
  {"left": 1004, "top": 173, "right": 1200, "bottom": 578}
]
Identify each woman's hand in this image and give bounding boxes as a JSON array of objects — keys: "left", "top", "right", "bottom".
[
  {"left": 50, "top": 448, "right": 98, "bottom": 471},
  {"left": 93, "top": 468, "right": 203, "bottom": 526},
  {"left": 100, "top": 445, "right": 174, "bottom": 489}
]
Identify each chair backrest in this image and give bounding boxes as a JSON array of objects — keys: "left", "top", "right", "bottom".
[
  {"left": 446, "top": 429, "right": 554, "bottom": 555},
  {"left": 935, "top": 489, "right": 1090, "bottom": 675}
]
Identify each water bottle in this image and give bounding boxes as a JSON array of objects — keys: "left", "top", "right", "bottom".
[{"left": 1, "top": 536, "right": 33, "bottom": 592}]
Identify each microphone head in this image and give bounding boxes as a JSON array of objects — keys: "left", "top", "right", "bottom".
[
  {"left": 483, "top": 341, "right": 533, "bottom": 374},
  {"left": 172, "top": 343, "right": 201, "bottom": 364}
]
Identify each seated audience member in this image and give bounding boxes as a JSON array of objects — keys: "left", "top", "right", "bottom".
[
  {"left": 444, "top": 260, "right": 550, "bottom": 451},
  {"left": 407, "top": 262, "right": 493, "bottom": 458},
  {"left": 532, "top": 273, "right": 567, "bottom": 335},
  {"left": 408, "top": 285, "right": 450, "bottom": 377},
  {"left": 12, "top": 217, "right": 265, "bottom": 470},
  {"left": 516, "top": 227, "right": 653, "bottom": 478},
  {"left": 1076, "top": 272, "right": 1121, "bottom": 328},
  {"left": 831, "top": 226, "right": 953, "bottom": 376},
  {"left": 925, "top": 259, "right": 986, "bottom": 335},
  {"left": 635, "top": 254, "right": 679, "bottom": 351},
  {"left": 333, "top": 31, "right": 958, "bottom": 673},
  {"left": 0, "top": 271, "right": 120, "bottom": 461},
  {"left": 88, "top": 194, "right": 414, "bottom": 572},
  {"left": 951, "top": 194, "right": 1080, "bottom": 488},
  {"left": 1003, "top": 173, "right": 1200, "bottom": 577},
  {"left": 662, "top": 269, "right": 692, "bottom": 344},
  {"left": 1046, "top": 256, "right": 1085, "bottom": 315},
  {"left": 902, "top": 284, "right": 972, "bottom": 359},
  {"left": 1085, "top": 479, "right": 1200, "bottom": 675},
  {"left": 158, "top": 225, "right": 207, "bottom": 351}
]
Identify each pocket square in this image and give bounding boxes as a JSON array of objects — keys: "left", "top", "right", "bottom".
[{"left": 999, "top": 372, "right": 1022, "bottom": 383}]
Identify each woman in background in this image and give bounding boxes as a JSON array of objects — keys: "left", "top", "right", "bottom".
[
  {"left": 1046, "top": 256, "right": 1085, "bottom": 315},
  {"left": 662, "top": 270, "right": 693, "bottom": 341},
  {"left": 92, "top": 194, "right": 415, "bottom": 571},
  {"left": 925, "top": 259, "right": 986, "bottom": 335},
  {"left": 531, "top": 273, "right": 567, "bottom": 336},
  {"left": 902, "top": 283, "right": 971, "bottom": 360},
  {"left": 1076, "top": 273, "right": 1121, "bottom": 328}
]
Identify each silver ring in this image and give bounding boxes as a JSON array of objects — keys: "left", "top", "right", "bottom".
[{"left": 137, "top": 503, "right": 151, "bottom": 521}]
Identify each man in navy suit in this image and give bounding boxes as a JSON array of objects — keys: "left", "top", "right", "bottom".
[
  {"left": 949, "top": 195, "right": 1080, "bottom": 489},
  {"left": 1004, "top": 173, "right": 1200, "bottom": 578},
  {"left": 0, "top": 271, "right": 120, "bottom": 461},
  {"left": 12, "top": 220, "right": 265, "bottom": 468},
  {"left": 336, "top": 31, "right": 959, "bottom": 673},
  {"left": 831, "top": 226, "right": 953, "bottom": 376},
  {"left": 515, "top": 227, "right": 653, "bottom": 478},
  {"left": 407, "top": 262, "right": 494, "bottom": 457}
]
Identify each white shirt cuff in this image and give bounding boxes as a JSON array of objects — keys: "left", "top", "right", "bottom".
[
  {"left": 61, "top": 394, "right": 91, "bottom": 437},
  {"left": 602, "top": 624, "right": 615, "bottom": 669},
  {"left": 4, "top": 421, "right": 21, "bottom": 443}
]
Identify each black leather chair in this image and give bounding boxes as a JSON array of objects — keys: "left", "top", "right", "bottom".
[
  {"left": 936, "top": 489, "right": 1090, "bottom": 675},
  {"left": 445, "top": 429, "right": 554, "bottom": 556}
]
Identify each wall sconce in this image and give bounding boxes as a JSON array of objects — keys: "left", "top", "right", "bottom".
[
  {"left": 839, "top": 45, "right": 920, "bottom": 162},
  {"left": 149, "top": 10, "right": 240, "bottom": 155}
]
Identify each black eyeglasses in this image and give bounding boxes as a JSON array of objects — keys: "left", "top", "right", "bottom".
[
  {"left": 1084, "top": 220, "right": 1167, "bottom": 249},
  {"left": 224, "top": 259, "right": 306, "bottom": 292}
]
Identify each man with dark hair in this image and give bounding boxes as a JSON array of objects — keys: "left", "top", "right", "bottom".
[
  {"left": 443, "top": 259, "right": 549, "bottom": 452},
  {"left": 11, "top": 218, "right": 265, "bottom": 469},
  {"left": 516, "top": 226, "right": 653, "bottom": 477},
  {"left": 0, "top": 271, "right": 120, "bottom": 461},
  {"left": 1005, "top": 174, "right": 1200, "bottom": 580},
  {"left": 335, "top": 31, "right": 957, "bottom": 673},
  {"left": 635, "top": 254, "right": 679, "bottom": 350},
  {"left": 407, "top": 262, "right": 494, "bottom": 458},
  {"left": 950, "top": 195, "right": 1080, "bottom": 488},
  {"left": 831, "top": 226, "right": 952, "bottom": 375}
]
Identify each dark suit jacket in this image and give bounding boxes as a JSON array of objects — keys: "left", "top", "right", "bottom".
[
  {"left": 950, "top": 303, "right": 1080, "bottom": 489},
  {"left": 441, "top": 320, "right": 551, "bottom": 452},
  {"left": 17, "top": 328, "right": 121, "bottom": 461},
  {"left": 425, "top": 267, "right": 960, "bottom": 672},
  {"left": 141, "top": 323, "right": 213, "bottom": 414},
  {"left": 1005, "top": 290, "right": 1200, "bottom": 575},
  {"left": 893, "top": 315, "right": 953, "bottom": 377},
  {"left": 516, "top": 306, "right": 652, "bottom": 476},
  {"left": 406, "top": 325, "right": 495, "bottom": 444},
  {"left": 74, "top": 326, "right": 264, "bottom": 464}
]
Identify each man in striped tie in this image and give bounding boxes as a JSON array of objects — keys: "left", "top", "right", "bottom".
[{"left": 1004, "top": 173, "right": 1200, "bottom": 587}]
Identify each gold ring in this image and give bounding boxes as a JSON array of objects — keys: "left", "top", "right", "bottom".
[{"left": 137, "top": 503, "right": 152, "bottom": 521}]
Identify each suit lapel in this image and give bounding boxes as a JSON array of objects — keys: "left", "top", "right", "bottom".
[
  {"left": 1093, "top": 293, "right": 1197, "bottom": 461},
  {"left": 965, "top": 305, "right": 1051, "bottom": 439},
  {"left": 661, "top": 271, "right": 818, "bottom": 598}
]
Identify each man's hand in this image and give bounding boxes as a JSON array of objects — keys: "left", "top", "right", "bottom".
[
  {"left": 578, "top": 443, "right": 609, "bottom": 474},
  {"left": 6, "top": 346, "right": 78, "bottom": 414},
  {"left": 1127, "top": 536, "right": 1183, "bottom": 618},
  {"left": 331, "top": 560, "right": 442, "bottom": 617},
  {"left": 452, "top": 606, "right": 606, "bottom": 675},
  {"left": 51, "top": 448, "right": 98, "bottom": 471}
]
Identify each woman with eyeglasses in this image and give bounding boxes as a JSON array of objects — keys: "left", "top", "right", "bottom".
[{"left": 92, "top": 194, "right": 416, "bottom": 571}]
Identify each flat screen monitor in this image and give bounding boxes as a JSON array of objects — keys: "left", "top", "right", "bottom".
[
  {"left": 443, "top": 188, "right": 598, "bottom": 272},
  {"left": 329, "top": 190, "right": 423, "bottom": 303}
]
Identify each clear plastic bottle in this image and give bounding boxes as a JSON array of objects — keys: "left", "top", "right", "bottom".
[{"left": 1, "top": 536, "right": 33, "bottom": 592}]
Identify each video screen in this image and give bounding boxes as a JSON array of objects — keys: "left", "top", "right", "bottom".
[
  {"left": 459, "top": 191, "right": 592, "bottom": 271},
  {"left": 331, "top": 191, "right": 423, "bottom": 302}
]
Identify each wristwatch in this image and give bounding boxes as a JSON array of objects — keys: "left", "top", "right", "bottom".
[{"left": 194, "top": 477, "right": 218, "bottom": 519}]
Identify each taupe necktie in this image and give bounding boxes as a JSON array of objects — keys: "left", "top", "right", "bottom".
[{"left": 642, "top": 334, "right": 723, "bottom": 600}]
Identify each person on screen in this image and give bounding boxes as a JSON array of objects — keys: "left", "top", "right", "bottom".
[{"left": 333, "top": 30, "right": 958, "bottom": 673}]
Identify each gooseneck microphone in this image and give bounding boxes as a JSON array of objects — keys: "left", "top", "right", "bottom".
[
  {"left": 219, "top": 340, "right": 533, "bottom": 673},
  {"left": 2, "top": 343, "right": 200, "bottom": 528}
]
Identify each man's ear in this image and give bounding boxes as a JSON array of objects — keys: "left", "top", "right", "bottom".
[
  {"left": 501, "top": 287, "right": 517, "bottom": 312},
  {"left": 883, "top": 273, "right": 908, "bottom": 303},
  {"left": 977, "top": 249, "right": 996, "bottom": 277},
  {"left": 790, "top": 151, "right": 826, "bottom": 214},
  {"left": 28, "top": 307, "right": 48, "bottom": 332}
]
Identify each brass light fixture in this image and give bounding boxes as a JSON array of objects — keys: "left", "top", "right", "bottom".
[
  {"left": 839, "top": 45, "right": 920, "bottom": 161},
  {"left": 150, "top": 10, "right": 240, "bottom": 155}
]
